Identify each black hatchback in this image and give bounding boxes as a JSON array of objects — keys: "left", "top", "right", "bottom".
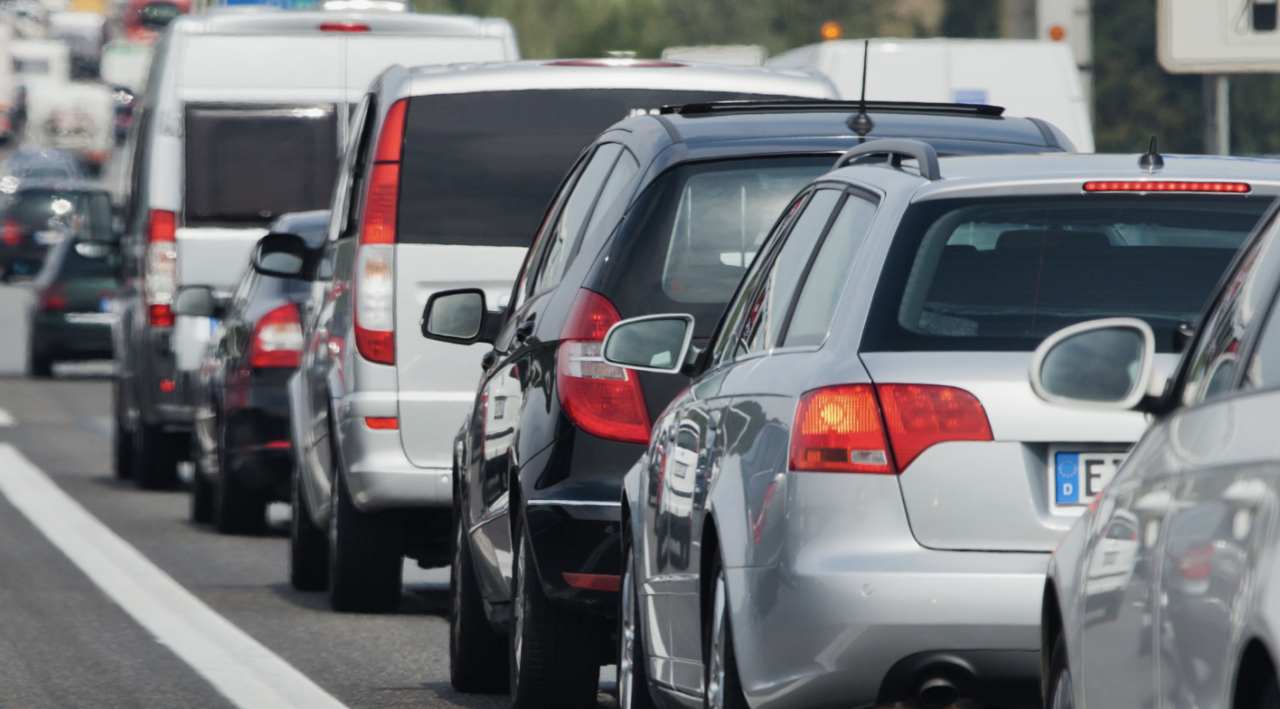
[{"left": 421, "top": 100, "right": 1076, "bottom": 706}]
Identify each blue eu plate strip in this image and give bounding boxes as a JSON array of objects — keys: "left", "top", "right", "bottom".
[{"left": 1056, "top": 452, "right": 1081, "bottom": 504}]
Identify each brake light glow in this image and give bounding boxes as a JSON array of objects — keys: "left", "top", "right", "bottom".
[
  {"left": 318, "top": 21, "right": 370, "bottom": 32},
  {"left": 248, "top": 304, "right": 303, "bottom": 368},
  {"left": 1178, "top": 544, "right": 1215, "bottom": 580},
  {"left": 1083, "top": 181, "right": 1250, "bottom": 193},
  {"left": 39, "top": 283, "right": 67, "bottom": 311},
  {"left": 352, "top": 100, "right": 407, "bottom": 366},
  {"left": 790, "top": 385, "right": 893, "bottom": 474},
  {"left": 2, "top": 220, "right": 20, "bottom": 246},
  {"left": 556, "top": 289, "right": 650, "bottom": 445},
  {"left": 876, "top": 384, "right": 993, "bottom": 471},
  {"left": 146, "top": 210, "right": 178, "bottom": 327},
  {"left": 365, "top": 417, "right": 398, "bottom": 430}
]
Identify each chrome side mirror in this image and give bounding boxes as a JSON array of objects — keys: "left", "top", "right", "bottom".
[
  {"left": 421, "top": 288, "right": 501, "bottom": 345},
  {"left": 602, "top": 314, "right": 695, "bottom": 374},
  {"left": 1030, "top": 317, "right": 1161, "bottom": 409},
  {"left": 172, "top": 285, "right": 215, "bottom": 318},
  {"left": 252, "top": 233, "right": 308, "bottom": 279}
]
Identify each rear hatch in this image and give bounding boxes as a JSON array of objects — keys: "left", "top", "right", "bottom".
[
  {"left": 393, "top": 89, "right": 820, "bottom": 468},
  {"left": 860, "top": 192, "right": 1271, "bottom": 552}
]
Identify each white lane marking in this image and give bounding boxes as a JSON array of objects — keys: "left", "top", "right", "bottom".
[
  {"left": 0, "top": 444, "right": 348, "bottom": 709},
  {"left": 0, "top": 408, "right": 15, "bottom": 427}
]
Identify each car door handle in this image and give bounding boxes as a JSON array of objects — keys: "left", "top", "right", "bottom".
[{"left": 515, "top": 318, "right": 536, "bottom": 343}]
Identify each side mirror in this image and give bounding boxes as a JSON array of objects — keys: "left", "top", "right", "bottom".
[
  {"left": 172, "top": 285, "right": 216, "bottom": 318},
  {"left": 602, "top": 314, "right": 695, "bottom": 374},
  {"left": 1030, "top": 317, "right": 1161, "bottom": 410},
  {"left": 138, "top": 0, "right": 181, "bottom": 30},
  {"left": 252, "top": 233, "right": 308, "bottom": 279},
  {"left": 421, "top": 288, "right": 501, "bottom": 345}
]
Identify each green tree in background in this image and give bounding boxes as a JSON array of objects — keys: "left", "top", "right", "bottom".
[{"left": 940, "top": 0, "right": 999, "bottom": 38}]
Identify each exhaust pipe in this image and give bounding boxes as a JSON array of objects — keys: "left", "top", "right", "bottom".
[{"left": 917, "top": 677, "right": 960, "bottom": 709}]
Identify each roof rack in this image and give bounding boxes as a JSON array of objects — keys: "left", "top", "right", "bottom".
[
  {"left": 660, "top": 99, "right": 1005, "bottom": 118},
  {"left": 833, "top": 139, "right": 941, "bottom": 181}
]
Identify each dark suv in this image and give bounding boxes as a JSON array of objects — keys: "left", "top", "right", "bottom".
[{"left": 420, "top": 100, "right": 1076, "bottom": 706}]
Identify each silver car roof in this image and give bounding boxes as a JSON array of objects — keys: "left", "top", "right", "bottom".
[
  {"left": 403, "top": 59, "right": 837, "bottom": 98},
  {"left": 830, "top": 151, "right": 1280, "bottom": 199}
]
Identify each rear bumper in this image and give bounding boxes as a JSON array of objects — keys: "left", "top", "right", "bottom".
[
  {"left": 31, "top": 315, "right": 113, "bottom": 358},
  {"left": 223, "top": 368, "right": 295, "bottom": 499},
  {"left": 337, "top": 412, "right": 452, "bottom": 511}
]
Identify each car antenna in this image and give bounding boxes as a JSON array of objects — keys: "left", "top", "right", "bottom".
[
  {"left": 1139, "top": 136, "right": 1164, "bottom": 172},
  {"left": 847, "top": 39, "right": 874, "bottom": 140}
]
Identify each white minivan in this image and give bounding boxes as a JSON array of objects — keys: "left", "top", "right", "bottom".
[
  {"left": 113, "top": 9, "right": 520, "bottom": 489},
  {"left": 767, "top": 38, "right": 1095, "bottom": 152}
]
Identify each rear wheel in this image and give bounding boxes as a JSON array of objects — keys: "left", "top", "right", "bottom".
[
  {"left": 190, "top": 433, "right": 214, "bottom": 524},
  {"left": 449, "top": 502, "right": 508, "bottom": 692},
  {"left": 289, "top": 456, "right": 328, "bottom": 591},
  {"left": 214, "top": 430, "right": 267, "bottom": 535},
  {"left": 618, "top": 528, "right": 657, "bottom": 709},
  {"left": 133, "top": 422, "right": 180, "bottom": 490},
  {"left": 28, "top": 353, "right": 53, "bottom": 378},
  {"left": 509, "top": 516, "right": 602, "bottom": 709},
  {"left": 328, "top": 466, "right": 403, "bottom": 613},
  {"left": 705, "top": 556, "right": 747, "bottom": 709},
  {"left": 112, "top": 378, "right": 133, "bottom": 480}
]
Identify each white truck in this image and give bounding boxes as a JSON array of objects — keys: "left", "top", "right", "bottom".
[
  {"left": 767, "top": 38, "right": 1095, "bottom": 152},
  {"left": 14, "top": 39, "right": 114, "bottom": 173}
]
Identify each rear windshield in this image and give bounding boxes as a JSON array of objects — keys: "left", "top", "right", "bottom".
[
  {"left": 861, "top": 195, "right": 1272, "bottom": 353},
  {"left": 184, "top": 104, "right": 338, "bottom": 225},
  {"left": 597, "top": 155, "right": 835, "bottom": 335},
  {"left": 59, "top": 242, "right": 116, "bottom": 278},
  {"left": 396, "top": 89, "right": 793, "bottom": 248},
  {"left": 4, "top": 189, "right": 111, "bottom": 240}
]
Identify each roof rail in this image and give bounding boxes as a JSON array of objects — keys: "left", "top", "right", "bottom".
[
  {"left": 834, "top": 139, "right": 941, "bottom": 180},
  {"left": 660, "top": 99, "right": 1005, "bottom": 118}
]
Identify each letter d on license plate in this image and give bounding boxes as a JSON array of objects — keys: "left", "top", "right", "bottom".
[{"left": 1050, "top": 449, "right": 1126, "bottom": 512}]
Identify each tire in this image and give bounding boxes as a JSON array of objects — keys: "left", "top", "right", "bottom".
[
  {"left": 1046, "top": 633, "right": 1074, "bottom": 709},
  {"left": 190, "top": 434, "right": 214, "bottom": 524},
  {"left": 1259, "top": 674, "right": 1280, "bottom": 709},
  {"left": 704, "top": 556, "right": 747, "bottom": 709},
  {"left": 509, "top": 516, "right": 602, "bottom": 709},
  {"left": 133, "top": 422, "right": 180, "bottom": 490},
  {"left": 28, "top": 338, "right": 52, "bottom": 377},
  {"left": 289, "top": 456, "right": 328, "bottom": 592},
  {"left": 328, "top": 467, "right": 403, "bottom": 613},
  {"left": 618, "top": 528, "right": 657, "bottom": 709},
  {"left": 112, "top": 377, "right": 133, "bottom": 480},
  {"left": 449, "top": 503, "right": 508, "bottom": 693},
  {"left": 214, "top": 431, "right": 267, "bottom": 535}
]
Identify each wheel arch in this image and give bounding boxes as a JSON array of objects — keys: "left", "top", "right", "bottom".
[
  {"left": 1233, "top": 637, "right": 1278, "bottom": 709},
  {"left": 1041, "top": 578, "right": 1064, "bottom": 703}
]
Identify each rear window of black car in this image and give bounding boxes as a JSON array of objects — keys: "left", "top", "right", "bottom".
[
  {"left": 5, "top": 189, "right": 111, "bottom": 240},
  {"left": 861, "top": 194, "right": 1271, "bottom": 353},
  {"left": 184, "top": 104, "right": 338, "bottom": 225},
  {"left": 595, "top": 155, "right": 835, "bottom": 336},
  {"left": 396, "top": 89, "right": 792, "bottom": 248}
]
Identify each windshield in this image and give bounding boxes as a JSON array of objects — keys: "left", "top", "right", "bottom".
[{"left": 862, "top": 194, "right": 1272, "bottom": 353}]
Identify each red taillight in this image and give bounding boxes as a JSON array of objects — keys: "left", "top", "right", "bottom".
[
  {"left": 39, "top": 283, "right": 67, "bottom": 311},
  {"left": 248, "top": 304, "right": 303, "bottom": 369},
  {"left": 318, "top": 21, "right": 370, "bottom": 32},
  {"left": 789, "top": 383, "right": 993, "bottom": 474},
  {"left": 790, "top": 385, "right": 893, "bottom": 474},
  {"left": 562, "top": 572, "right": 621, "bottom": 591},
  {"left": 351, "top": 102, "right": 406, "bottom": 366},
  {"left": 148, "top": 303, "right": 174, "bottom": 327},
  {"left": 1083, "top": 181, "right": 1250, "bottom": 193},
  {"left": 876, "top": 384, "right": 993, "bottom": 471},
  {"left": 159, "top": 378, "right": 176, "bottom": 393},
  {"left": 365, "top": 417, "right": 398, "bottom": 430},
  {"left": 2, "top": 220, "right": 20, "bottom": 246},
  {"left": 149, "top": 209, "right": 176, "bottom": 242},
  {"left": 1178, "top": 545, "right": 1215, "bottom": 580},
  {"left": 556, "top": 289, "right": 651, "bottom": 445}
]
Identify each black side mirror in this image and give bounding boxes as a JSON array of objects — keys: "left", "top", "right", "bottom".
[
  {"left": 138, "top": 0, "right": 181, "bottom": 30},
  {"left": 252, "top": 233, "right": 308, "bottom": 279},
  {"left": 421, "top": 288, "right": 502, "bottom": 345},
  {"left": 172, "top": 285, "right": 219, "bottom": 319}
]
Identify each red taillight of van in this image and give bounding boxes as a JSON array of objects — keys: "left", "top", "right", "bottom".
[
  {"left": 556, "top": 289, "right": 651, "bottom": 445},
  {"left": 789, "top": 383, "right": 992, "bottom": 474},
  {"left": 146, "top": 209, "right": 177, "bottom": 327},
  {"left": 353, "top": 99, "right": 407, "bottom": 366},
  {"left": 248, "top": 304, "right": 303, "bottom": 369}
]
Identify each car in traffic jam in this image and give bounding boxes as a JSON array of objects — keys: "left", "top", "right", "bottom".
[{"left": 5, "top": 1, "right": 1280, "bottom": 708}]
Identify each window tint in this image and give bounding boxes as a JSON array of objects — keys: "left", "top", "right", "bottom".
[
  {"left": 338, "top": 96, "right": 375, "bottom": 239},
  {"left": 737, "top": 189, "right": 842, "bottom": 357},
  {"left": 535, "top": 144, "right": 621, "bottom": 294},
  {"left": 862, "top": 195, "right": 1270, "bottom": 354},
  {"left": 586, "top": 149, "right": 639, "bottom": 237},
  {"left": 4, "top": 189, "right": 112, "bottom": 241},
  {"left": 784, "top": 193, "right": 878, "bottom": 347},
  {"left": 1197, "top": 215, "right": 1280, "bottom": 398},
  {"left": 399, "top": 89, "right": 789, "bottom": 248},
  {"left": 514, "top": 155, "right": 590, "bottom": 312},
  {"left": 184, "top": 104, "right": 338, "bottom": 225}
]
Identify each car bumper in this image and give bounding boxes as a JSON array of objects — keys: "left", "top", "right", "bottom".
[
  {"left": 337, "top": 408, "right": 452, "bottom": 512},
  {"left": 32, "top": 315, "right": 113, "bottom": 358},
  {"left": 222, "top": 369, "right": 295, "bottom": 498}
]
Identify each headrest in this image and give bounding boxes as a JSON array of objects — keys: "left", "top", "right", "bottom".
[{"left": 996, "top": 229, "right": 1110, "bottom": 252}]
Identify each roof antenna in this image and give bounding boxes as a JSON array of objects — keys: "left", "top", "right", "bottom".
[
  {"left": 1139, "top": 136, "right": 1164, "bottom": 172},
  {"left": 847, "top": 39, "right": 874, "bottom": 139}
]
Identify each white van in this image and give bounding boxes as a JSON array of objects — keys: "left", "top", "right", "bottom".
[
  {"left": 767, "top": 38, "right": 1095, "bottom": 152},
  {"left": 113, "top": 9, "right": 519, "bottom": 489},
  {"left": 100, "top": 41, "right": 152, "bottom": 93}
]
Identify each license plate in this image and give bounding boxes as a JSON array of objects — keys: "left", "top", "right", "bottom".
[
  {"left": 209, "top": 317, "right": 220, "bottom": 335},
  {"left": 99, "top": 297, "right": 115, "bottom": 313},
  {"left": 1051, "top": 450, "right": 1126, "bottom": 509}
]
